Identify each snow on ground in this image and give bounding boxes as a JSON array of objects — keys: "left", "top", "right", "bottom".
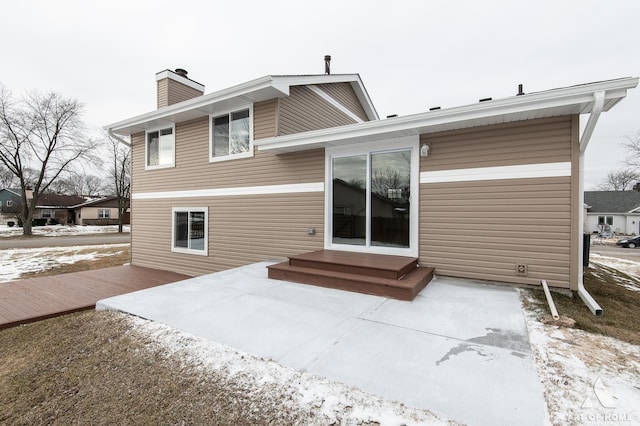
[
  {"left": 129, "top": 315, "right": 457, "bottom": 426},
  {"left": 0, "top": 224, "right": 130, "bottom": 238},
  {"left": 522, "top": 297, "right": 640, "bottom": 425},
  {"left": 590, "top": 254, "right": 640, "bottom": 292},
  {"left": 0, "top": 244, "right": 129, "bottom": 283}
]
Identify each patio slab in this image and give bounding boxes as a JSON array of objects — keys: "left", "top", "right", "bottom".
[{"left": 97, "top": 261, "right": 547, "bottom": 426}]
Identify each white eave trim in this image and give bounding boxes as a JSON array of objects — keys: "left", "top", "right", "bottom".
[
  {"left": 255, "top": 77, "right": 639, "bottom": 154},
  {"left": 105, "top": 75, "right": 280, "bottom": 134},
  {"left": 104, "top": 73, "right": 378, "bottom": 135}
]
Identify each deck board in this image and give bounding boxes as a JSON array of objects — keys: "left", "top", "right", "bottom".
[{"left": 0, "top": 266, "right": 188, "bottom": 329}]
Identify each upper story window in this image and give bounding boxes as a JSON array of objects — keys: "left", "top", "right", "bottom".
[
  {"left": 210, "top": 106, "right": 253, "bottom": 162},
  {"left": 146, "top": 125, "right": 175, "bottom": 169}
]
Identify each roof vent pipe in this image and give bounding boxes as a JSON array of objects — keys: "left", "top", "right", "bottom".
[
  {"left": 517, "top": 84, "right": 525, "bottom": 96},
  {"left": 324, "top": 55, "right": 331, "bottom": 75},
  {"left": 174, "top": 68, "right": 188, "bottom": 78}
]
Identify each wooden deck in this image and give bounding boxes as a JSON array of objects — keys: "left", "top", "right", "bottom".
[
  {"left": 267, "top": 250, "right": 434, "bottom": 301},
  {"left": 0, "top": 266, "right": 189, "bottom": 329}
]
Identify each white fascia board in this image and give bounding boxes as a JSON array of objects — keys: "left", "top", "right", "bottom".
[
  {"left": 105, "top": 75, "right": 283, "bottom": 134},
  {"left": 255, "top": 77, "right": 639, "bottom": 153},
  {"left": 272, "top": 74, "right": 379, "bottom": 120},
  {"left": 104, "top": 73, "right": 377, "bottom": 135}
]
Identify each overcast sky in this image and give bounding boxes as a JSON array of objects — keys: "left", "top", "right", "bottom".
[{"left": 2, "top": 0, "right": 638, "bottom": 189}]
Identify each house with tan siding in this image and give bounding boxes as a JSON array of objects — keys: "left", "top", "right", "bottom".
[
  {"left": 74, "top": 196, "right": 130, "bottom": 226},
  {"left": 105, "top": 67, "right": 637, "bottom": 299}
]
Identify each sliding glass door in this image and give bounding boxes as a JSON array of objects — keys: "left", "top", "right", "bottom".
[{"left": 331, "top": 147, "right": 413, "bottom": 253}]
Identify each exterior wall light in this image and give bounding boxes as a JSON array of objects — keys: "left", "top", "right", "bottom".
[{"left": 420, "top": 143, "right": 431, "bottom": 157}]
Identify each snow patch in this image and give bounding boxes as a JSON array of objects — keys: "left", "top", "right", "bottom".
[
  {"left": 521, "top": 291, "right": 640, "bottom": 425},
  {"left": 0, "top": 224, "right": 130, "bottom": 238},
  {"left": 0, "top": 244, "right": 129, "bottom": 283}
]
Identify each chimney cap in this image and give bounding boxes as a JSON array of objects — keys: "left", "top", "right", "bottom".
[
  {"left": 174, "top": 68, "right": 188, "bottom": 77},
  {"left": 324, "top": 55, "right": 331, "bottom": 75}
]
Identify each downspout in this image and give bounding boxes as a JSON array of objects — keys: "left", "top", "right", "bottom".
[
  {"left": 577, "top": 91, "right": 604, "bottom": 316},
  {"left": 108, "top": 128, "right": 131, "bottom": 148}
]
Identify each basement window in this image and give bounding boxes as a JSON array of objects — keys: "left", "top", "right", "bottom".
[
  {"left": 172, "top": 207, "right": 208, "bottom": 256},
  {"left": 146, "top": 125, "right": 175, "bottom": 169},
  {"left": 209, "top": 106, "right": 253, "bottom": 162}
]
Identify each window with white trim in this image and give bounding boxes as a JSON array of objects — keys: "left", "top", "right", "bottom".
[
  {"left": 6, "top": 200, "right": 13, "bottom": 207},
  {"left": 146, "top": 125, "right": 175, "bottom": 169},
  {"left": 41, "top": 209, "right": 52, "bottom": 218},
  {"left": 172, "top": 207, "right": 208, "bottom": 255},
  {"left": 597, "top": 215, "right": 613, "bottom": 226},
  {"left": 98, "top": 209, "right": 111, "bottom": 219},
  {"left": 210, "top": 106, "right": 253, "bottom": 162}
]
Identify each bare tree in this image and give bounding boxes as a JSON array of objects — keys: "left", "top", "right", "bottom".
[
  {"left": 0, "top": 83, "right": 96, "bottom": 235},
  {"left": 622, "top": 131, "right": 640, "bottom": 169},
  {"left": 596, "top": 169, "right": 640, "bottom": 191},
  {"left": 50, "top": 173, "right": 107, "bottom": 196},
  {"left": 0, "top": 165, "right": 16, "bottom": 188},
  {"left": 107, "top": 134, "right": 130, "bottom": 232}
]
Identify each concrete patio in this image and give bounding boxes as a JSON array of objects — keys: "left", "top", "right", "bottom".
[{"left": 97, "top": 261, "right": 547, "bottom": 425}]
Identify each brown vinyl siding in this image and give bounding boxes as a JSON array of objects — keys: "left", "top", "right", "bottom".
[
  {"left": 131, "top": 192, "right": 324, "bottom": 276},
  {"left": 131, "top": 118, "right": 325, "bottom": 194},
  {"left": 422, "top": 117, "right": 572, "bottom": 170},
  {"left": 157, "top": 78, "right": 204, "bottom": 108},
  {"left": 279, "top": 86, "right": 357, "bottom": 135},
  {"left": 318, "top": 83, "right": 369, "bottom": 121},
  {"left": 419, "top": 116, "right": 576, "bottom": 289},
  {"left": 157, "top": 79, "right": 169, "bottom": 109},
  {"left": 254, "top": 99, "right": 279, "bottom": 139}
]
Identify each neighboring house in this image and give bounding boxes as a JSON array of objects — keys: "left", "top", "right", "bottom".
[
  {"left": 1, "top": 189, "right": 86, "bottom": 225},
  {"left": 104, "top": 67, "right": 638, "bottom": 292},
  {"left": 585, "top": 191, "right": 640, "bottom": 235},
  {"left": 33, "top": 193, "right": 86, "bottom": 224},
  {"left": 74, "top": 196, "right": 130, "bottom": 226},
  {"left": 0, "top": 188, "right": 22, "bottom": 224}
]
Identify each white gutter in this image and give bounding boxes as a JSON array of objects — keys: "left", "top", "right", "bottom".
[
  {"left": 579, "top": 91, "right": 604, "bottom": 151},
  {"left": 577, "top": 91, "right": 605, "bottom": 316},
  {"left": 255, "top": 77, "right": 639, "bottom": 153}
]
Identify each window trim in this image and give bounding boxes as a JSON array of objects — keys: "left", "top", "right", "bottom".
[
  {"left": 209, "top": 104, "right": 254, "bottom": 163},
  {"left": 597, "top": 215, "right": 613, "bottom": 226},
  {"left": 145, "top": 124, "right": 176, "bottom": 170},
  {"left": 41, "top": 209, "right": 53, "bottom": 219},
  {"left": 171, "top": 207, "right": 208, "bottom": 256},
  {"left": 98, "top": 209, "right": 111, "bottom": 219},
  {"left": 6, "top": 200, "right": 13, "bottom": 207}
]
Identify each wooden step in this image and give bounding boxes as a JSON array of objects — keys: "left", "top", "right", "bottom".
[
  {"left": 267, "top": 261, "right": 433, "bottom": 301},
  {"left": 287, "top": 250, "right": 418, "bottom": 280}
]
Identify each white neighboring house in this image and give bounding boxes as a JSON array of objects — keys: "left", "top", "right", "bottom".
[{"left": 584, "top": 191, "right": 640, "bottom": 236}]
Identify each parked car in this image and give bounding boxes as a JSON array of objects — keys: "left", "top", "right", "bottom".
[{"left": 616, "top": 235, "right": 640, "bottom": 248}]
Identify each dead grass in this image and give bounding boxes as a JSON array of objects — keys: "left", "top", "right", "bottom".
[
  {"left": 525, "top": 264, "right": 640, "bottom": 346},
  {"left": 0, "top": 311, "right": 310, "bottom": 425},
  {"left": 20, "top": 246, "right": 131, "bottom": 278}
]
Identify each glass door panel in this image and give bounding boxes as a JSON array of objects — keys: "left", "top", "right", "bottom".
[
  {"left": 332, "top": 155, "right": 367, "bottom": 245},
  {"left": 370, "top": 150, "right": 411, "bottom": 248}
]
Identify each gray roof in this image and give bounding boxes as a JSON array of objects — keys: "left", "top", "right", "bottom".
[{"left": 585, "top": 191, "right": 640, "bottom": 213}]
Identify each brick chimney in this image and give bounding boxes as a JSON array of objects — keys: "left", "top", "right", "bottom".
[{"left": 155, "top": 68, "right": 205, "bottom": 109}]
